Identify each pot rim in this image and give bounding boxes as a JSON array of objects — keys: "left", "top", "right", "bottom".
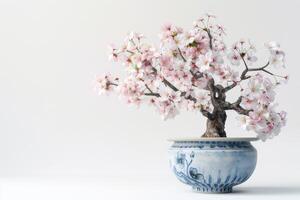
[{"left": 168, "top": 137, "right": 259, "bottom": 142}]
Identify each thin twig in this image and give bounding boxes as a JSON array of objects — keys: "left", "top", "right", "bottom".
[
  {"left": 203, "top": 28, "right": 213, "bottom": 50},
  {"left": 144, "top": 92, "right": 160, "bottom": 97},
  {"left": 177, "top": 47, "right": 187, "bottom": 62}
]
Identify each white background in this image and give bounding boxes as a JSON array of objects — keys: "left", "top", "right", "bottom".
[{"left": 0, "top": 0, "right": 300, "bottom": 199}]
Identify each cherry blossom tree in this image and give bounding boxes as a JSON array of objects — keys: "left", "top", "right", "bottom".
[{"left": 95, "top": 15, "right": 288, "bottom": 141}]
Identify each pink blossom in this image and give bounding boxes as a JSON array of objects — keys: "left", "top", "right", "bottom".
[
  {"left": 155, "top": 98, "right": 179, "bottom": 120},
  {"left": 159, "top": 55, "right": 173, "bottom": 69},
  {"left": 265, "top": 41, "right": 285, "bottom": 68},
  {"left": 117, "top": 77, "right": 144, "bottom": 105},
  {"left": 196, "top": 52, "right": 213, "bottom": 72},
  {"left": 108, "top": 44, "right": 119, "bottom": 62},
  {"left": 241, "top": 97, "right": 258, "bottom": 110},
  {"left": 95, "top": 74, "right": 119, "bottom": 95},
  {"left": 193, "top": 76, "right": 209, "bottom": 89}
]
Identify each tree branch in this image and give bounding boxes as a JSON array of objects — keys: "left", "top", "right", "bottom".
[
  {"left": 225, "top": 61, "right": 270, "bottom": 93},
  {"left": 241, "top": 61, "right": 270, "bottom": 80},
  {"left": 261, "top": 68, "right": 286, "bottom": 79},
  {"left": 109, "top": 82, "right": 118, "bottom": 87},
  {"left": 203, "top": 28, "right": 213, "bottom": 50},
  {"left": 177, "top": 47, "right": 187, "bottom": 62},
  {"left": 162, "top": 78, "right": 179, "bottom": 92},
  {"left": 224, "top": 82, "right": 237, "bottom": 92},
  {"left": 200, "top": 106, "right": 214, "bottom": 120},
  {"left": 144, "top": 84, "right": 161, "bottom": 97},
  {"left": 207, "top": 79, "right": 218, "bottom": 107},
  {"left": 190, "top": 69, "right": 204, "bottom": 79},
  {"left": 151, "top": 67, "right": 179, "bottom": 92},
  {"left": 180, "top": 91, "right": 197, "bottom": 103},
  {"left": 224, "top": 96, "right": 252, "bottom": 116},
  {"left": 144, "top": 92, "right": 160, "bottom": 97}
]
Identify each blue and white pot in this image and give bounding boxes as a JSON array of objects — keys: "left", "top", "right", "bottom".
[{"left": 169, "top": 137, "right": 258, "bottom": 193}]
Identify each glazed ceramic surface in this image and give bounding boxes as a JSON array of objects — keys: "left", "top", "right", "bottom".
[{"left": 168, "top": 138, "right": 257, "bottom": 193}]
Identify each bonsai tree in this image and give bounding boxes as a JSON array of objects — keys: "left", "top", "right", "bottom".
[{"left": 96, "top": 15, "right": 287, "bottom": 141}]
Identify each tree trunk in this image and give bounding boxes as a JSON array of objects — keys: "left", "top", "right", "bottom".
[{"left": 202, "top": 110, "right": 227, "bottom": 138}]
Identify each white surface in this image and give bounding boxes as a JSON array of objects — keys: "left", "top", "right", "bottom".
[
  {"left": 0, "top": 178, "right": 300, "bottom": 200},
  {"left": 0, "top": 0, "right": 300, "bottom": 199}
]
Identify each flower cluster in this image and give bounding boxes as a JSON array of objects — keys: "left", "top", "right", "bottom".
[
  {"left": 239, "top": 74, "right": 287, "bottom": 141},
  {"left": 96, "top": 14, "right": 288, "bottom": 141},
  {"left": 228, "top": 39, "right": 257, "bottom": 66},
  {"left": 95, "top": 74, "right": 119, "bottom": 95}
]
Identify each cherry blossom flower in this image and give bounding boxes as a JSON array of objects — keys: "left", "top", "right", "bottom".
[
  {"left": 193, "top": 76, "right": 209, "bottom": 89},
  {"left": 117, "top": 77, "right": 144, "bottom": 105},
  {"left": 95, "top": 74, "right": 119, "bottom": 95},
  {"left": 242, "top": 75, "right": 263, "bottom": 99},
  {"left": 159, "top": 55, "right": 173, "bottom": 69},
  {"left": 194, "top": 90, "right": 210, "bottom": 105},
  {"left": 108, "top": 44, "right": 119, "bottom": 62},
  {"left": 245, "top": 50, "right": 258, "bottom": 65},
  {"left": 228, "top": 52, "right": 241, "bottom": 66},
  {"left": 196, "top": 52, "right": 213, "bottom": 72},
  {"left": 265, "top": 41, "right": 285, "bottom": 68},
  {"left": 228, "top": 40, "right": 258, "bottom": 66},
  {"left": 155, "top": 98, "right": 179, "bottom": 120}
]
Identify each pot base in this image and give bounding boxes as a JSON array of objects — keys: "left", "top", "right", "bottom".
[{"left": 192, "top": 186, "right": 232, "bottom": 193}]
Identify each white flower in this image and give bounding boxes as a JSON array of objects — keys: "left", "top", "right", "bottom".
[
  {"left": 194, "top": 90, "right": 210, "bottom": 106},
  {"left": 227, "top": 52, "right": 241, "bottom": 66},
  {"left": 245, "top": 50, "right": 257, "bottom": 65},
  {"left": 242, "top": 76, "right": 262, "bottom": 99},
  {"left": 265, "top": 41, "right": 285, "bottom": 68},
  {"left": 155, "top": 98, "right": 179, "bottom": 120},
  {"left": 265, "top": 41, "right": 280, "bottom": 49}
]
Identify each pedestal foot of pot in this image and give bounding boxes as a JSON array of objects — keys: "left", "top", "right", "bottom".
[{"left": 192, "top": 186, "right": 233, "bottom": 193}]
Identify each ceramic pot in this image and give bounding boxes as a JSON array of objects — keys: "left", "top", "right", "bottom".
[{"left": 168, "top": 137, "right": 258, "bottom": 193}]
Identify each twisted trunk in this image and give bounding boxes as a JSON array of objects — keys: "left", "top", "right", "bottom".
[
  {"left": 201, "top": 81, "right": 228, "bottom": 138},
  {"left": 202, "top": 109, "right": 227, "bottom": 137}
]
